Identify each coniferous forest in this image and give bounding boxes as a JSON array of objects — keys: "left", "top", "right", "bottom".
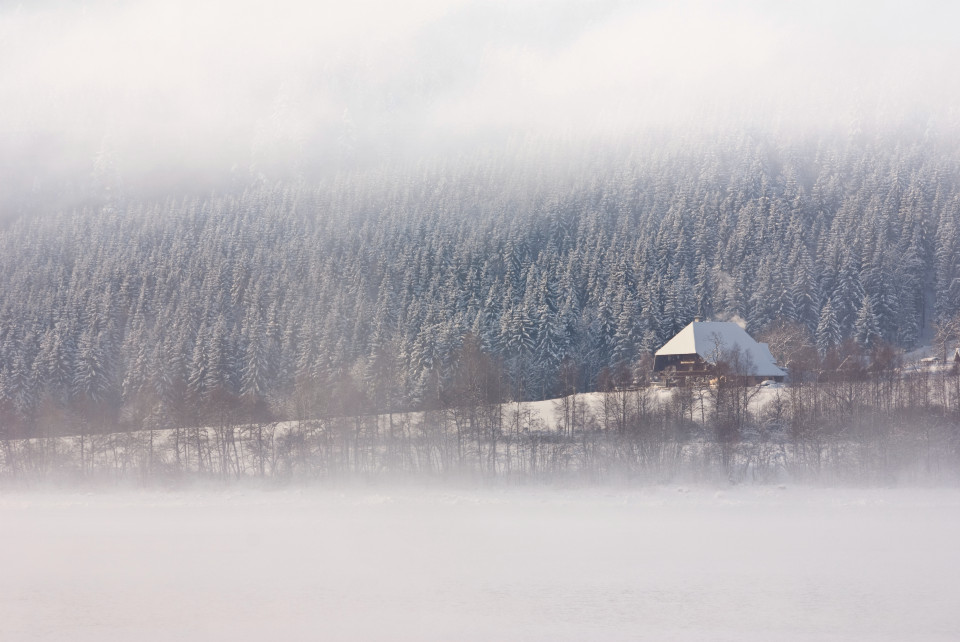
[{"left": 2, "top": 129, "right": 960, "bottom": 482}]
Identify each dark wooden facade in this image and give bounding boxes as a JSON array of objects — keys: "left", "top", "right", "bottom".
[
  {"left": 652, "top": 353, "right": 786, "bottom": 386},
  {"left": 652, "top": 353, "right": 714, "bottom": 385}
]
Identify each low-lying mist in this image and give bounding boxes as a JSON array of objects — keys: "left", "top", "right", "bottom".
[{"left": 3, "top": 486, "right": 960, "bottom": 640}]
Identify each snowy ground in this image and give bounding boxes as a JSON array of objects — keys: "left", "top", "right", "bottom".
[{"left": 2, "top": 486, "right": 959, "bottom": 641}]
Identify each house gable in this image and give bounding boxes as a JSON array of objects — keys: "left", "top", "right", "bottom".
[{"left": 654, "top": 321, "right": 787, "bottom": 380}]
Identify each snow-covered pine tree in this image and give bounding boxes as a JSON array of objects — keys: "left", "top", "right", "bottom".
[
  {"left": 816, "top": 298, "right": 842, "bottom": 355},
  {"left": 854, "top": 294, "right": 881, "bottom": 349}
]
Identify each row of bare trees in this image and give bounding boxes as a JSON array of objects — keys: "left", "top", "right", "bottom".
[{"left": 2, "top": 332, "right": 958, "bottom": 485}]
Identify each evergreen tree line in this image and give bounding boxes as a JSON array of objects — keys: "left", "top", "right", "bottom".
[{"left": 1, "top": 129, "right": 960, "bottom": 441}]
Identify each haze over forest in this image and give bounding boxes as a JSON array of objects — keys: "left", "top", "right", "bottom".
[
  {"left": 2, "top": 0, "right": 960, "bottom": 483},
  {"left": 3, "top": 0, "right": 960, "bottom": 215}
]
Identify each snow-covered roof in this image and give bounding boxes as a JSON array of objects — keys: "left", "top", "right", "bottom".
[{"left": 655, "top": 321, "right": 787, "bottom": 378}]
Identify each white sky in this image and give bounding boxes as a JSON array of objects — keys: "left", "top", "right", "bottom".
[{"left": 2, "top": 0, "right": 959, "bottom": 191}]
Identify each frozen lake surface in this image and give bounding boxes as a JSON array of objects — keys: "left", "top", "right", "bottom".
[{"left": 2, "top": 485, "right": 959, "bottom": 641}]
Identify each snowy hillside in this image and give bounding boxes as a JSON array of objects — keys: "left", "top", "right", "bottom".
[
  {"left": 3, "top": 376, "right": 956, "bottom": 485},
  {"left": 2, "top": 132, "right": 960, "bottom": 445}
]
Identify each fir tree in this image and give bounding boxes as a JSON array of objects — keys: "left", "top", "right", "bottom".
[{"left": 816, "top": 299, "right": 842, "bottom": 355}]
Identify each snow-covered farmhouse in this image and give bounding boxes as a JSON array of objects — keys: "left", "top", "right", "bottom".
[{"left": 653, "top": 321, "right": 787, "bottom": 386}]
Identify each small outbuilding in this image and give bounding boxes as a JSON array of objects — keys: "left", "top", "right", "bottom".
[
  {"left": 653, "top": 321, "right": 787, "bottom": 385},
  {"left": 919, "top": 356, "right": 942, "bottom": 368}
]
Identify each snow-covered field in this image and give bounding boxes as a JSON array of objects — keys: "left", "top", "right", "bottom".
[{"left": 2, "top": 486, "right": 959, "bottom": 641}]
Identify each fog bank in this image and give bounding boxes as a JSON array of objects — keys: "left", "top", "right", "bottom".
[
  {"left": 3, "top": 487, "right": 959, "bottom": 640},
  {"left": 3, "top": 0, "right": 959, "bottom": 216}
]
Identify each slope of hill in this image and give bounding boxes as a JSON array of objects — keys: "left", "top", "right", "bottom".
[{"left": 1, "top": 130, "right": 959, "bottom": 437}]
